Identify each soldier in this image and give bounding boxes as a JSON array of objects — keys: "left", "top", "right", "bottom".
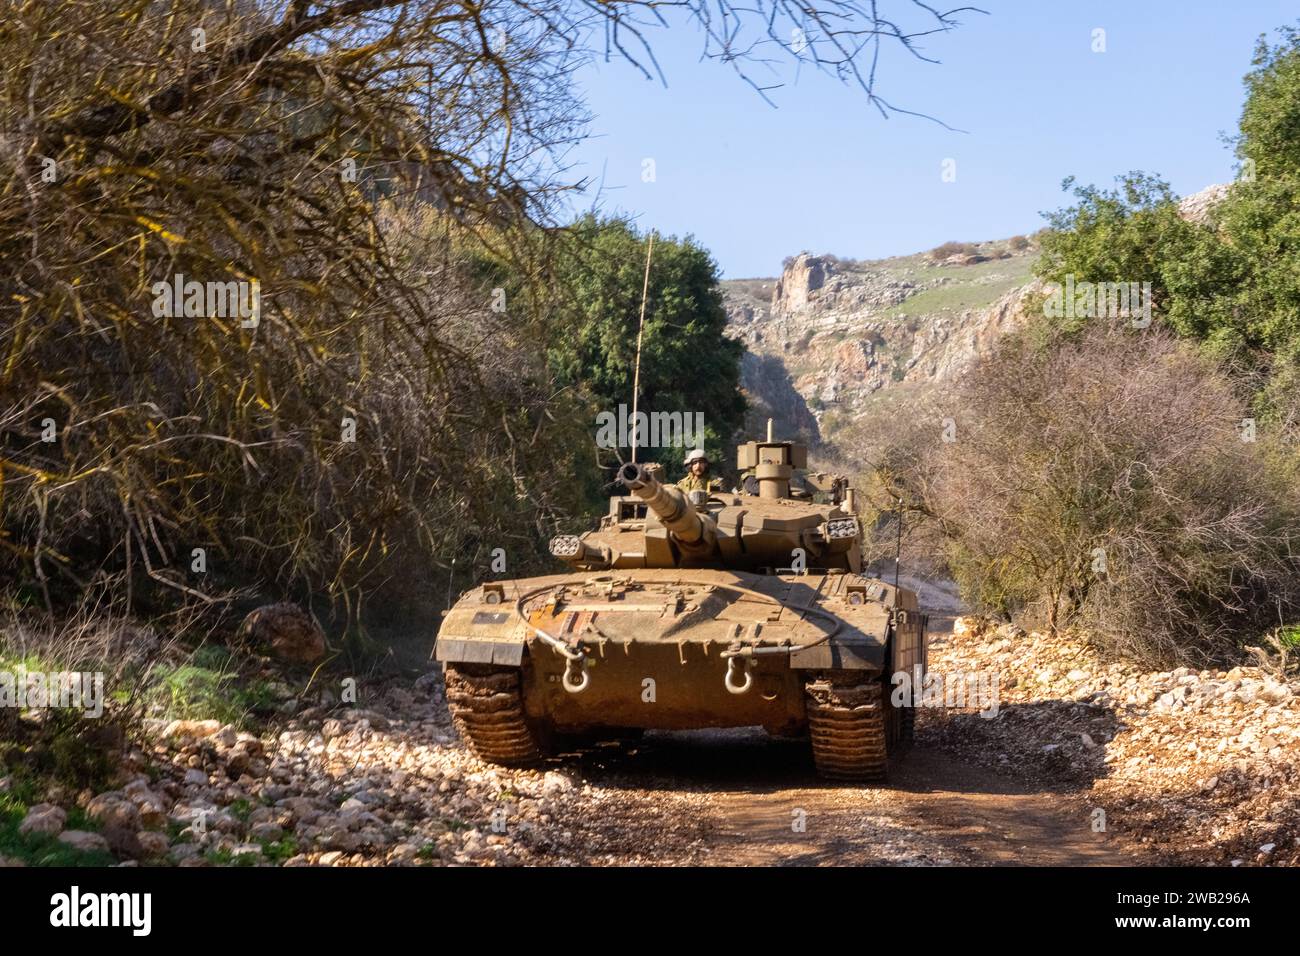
[{"left": 678, "top": 449, "right": 723, "bottom": 494}]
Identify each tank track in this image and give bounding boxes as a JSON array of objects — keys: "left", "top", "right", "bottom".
[
  {"left": 883, "top": 679, "right": 916, "bottom": 754},
  {"left": 899, "top": 703, "right": 915, "bottom": 749},
  {"left": 444, "top": 664, "right": 547, "bottom": 766},
  {"left": 804, "top": 675, "right": 889, "bottom": 781}
]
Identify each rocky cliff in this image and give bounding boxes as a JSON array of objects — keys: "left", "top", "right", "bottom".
[
  {"left": 726, "top": 185, "right": 1229, "bottom": 459},
  {"left": 724, "top": 239, "right": 1040, "bottom": 452}
]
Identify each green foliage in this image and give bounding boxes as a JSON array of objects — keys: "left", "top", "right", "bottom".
[
  {"left": 1217, "top": 25, "right": 1300, "bottom": 363},
  {"left": 259, "top": 835, "right": 299, "bottom": 864},
  {"left": 205, "top": 846, "right": 261, "bottom": 867},
  {"left": 0, "top": 774, "right": 114, "bottom": 867},
  {"left": 1036, "top": 24, "right": 1300, "bottom": 377},
  {"left": 143, "top": 659, "right": 278, "bottom": 728},
  {"left": 547, "top": 216, "right": 747, "bottom": 473},
  {"left": 1239, "top": 25, "right": 1300, "bottom": 179},
  {"left": 1037, "top": 173, "right": 1242, "bottom": 342}
]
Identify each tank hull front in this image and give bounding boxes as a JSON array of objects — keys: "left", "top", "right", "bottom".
[
  {"left": 436, "top": 567, "right": 912, "bottom": 734},
  {"left": 437, "top": 567, "right": 927, "bottom": 780},
  {"left": 521, "top": 639, "right": 813, "bottom": 734}
]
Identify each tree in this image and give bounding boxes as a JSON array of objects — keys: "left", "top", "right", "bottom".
[
  {"left": 1035, "top": 24, "right": 1300, "bottom": 379},
  {"left": 547, "top": 217, "right": 746, "bottom": 474}
]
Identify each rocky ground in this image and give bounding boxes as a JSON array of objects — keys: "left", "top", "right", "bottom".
[
  {"left": 3, "top": 673, "right": 710, "bottom": 867},
  {"left": 930, "top": 618, "right": 1300, "bottom": 866},
  {"left": 3, "top": 614, "right": 1296, "bottom": 867}
]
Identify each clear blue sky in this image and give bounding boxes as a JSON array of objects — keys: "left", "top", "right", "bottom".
[{"left": 564, "top": 0, "right": 1298, "bottom": 278}]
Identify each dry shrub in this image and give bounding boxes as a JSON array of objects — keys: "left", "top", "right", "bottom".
[
  {"left": 0, "top": 578, "right": 204, "bottom": 786},
  {"left": 930, "top": 322, "right": 1300, "bottom": 666},
  {"left": 815, "top": 376, "right": 955, "bottom": 577},
  {"left": 0, "top": 1, "right": 594, "bottom": 623},
  {"left": 929, "top": 240, "right": 979, "bottom": 262}
]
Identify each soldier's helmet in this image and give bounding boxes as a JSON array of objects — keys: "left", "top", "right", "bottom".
[{"left": 683, "top": 448, "right": 709, "bottom": 466}]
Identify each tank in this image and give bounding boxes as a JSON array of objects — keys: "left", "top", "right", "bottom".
[{"left": 434, "top": 428, "right": 928, "bottom": 780}]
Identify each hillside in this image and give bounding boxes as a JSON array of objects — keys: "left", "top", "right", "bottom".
[
  {"left": 723, "top": 238, "right": 1040, "bottom": 457},
  {"left": 725, "top": 183, "right": 1233, "bottom": 465}
]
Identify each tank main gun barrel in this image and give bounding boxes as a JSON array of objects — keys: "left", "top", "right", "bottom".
[{"left": 618, "top": 462, "right": 717, "bottom": 551}]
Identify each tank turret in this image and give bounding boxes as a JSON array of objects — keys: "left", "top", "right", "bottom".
[{"left": 546, "top": 436, "right": 862, "bottom": 574}]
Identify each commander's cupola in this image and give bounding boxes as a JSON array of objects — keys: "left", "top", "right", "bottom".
[{"left": 737, "top": 419, "right": 807, "bottom": 500}]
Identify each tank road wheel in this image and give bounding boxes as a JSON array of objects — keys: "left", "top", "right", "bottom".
[
  {"left": 444, "top": 664, "right": 550, "bottom": 766},
  {"left": 804, "top": 675, "right": 889, "bottom": 782}
]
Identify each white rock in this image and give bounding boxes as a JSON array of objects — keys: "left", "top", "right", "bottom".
[
  {"left": 86, "top": 793, "right": 141, "bottom": 830},
  {"left": 58, "top": 830, "right": 111, "bottom": 853},
  {"left": 250, "top": 822, "right": 284, "bottom": 842},
  {"left": 162, "top": 719, "right": 221, "bottom": 740},
  {"left": 542, "top": 771, "right": 575, "bottom": 794},
  {"left": 136, "top": 831, "right": 171, "bottom": 858},
  {"left": 18, "top": 804, "right": 66, "bottom": 838}
]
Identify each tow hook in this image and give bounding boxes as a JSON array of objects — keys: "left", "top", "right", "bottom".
[
  {"left": 724, "top": 656, "right": 754, "bottom": 695},
  {"left": 562, "top": 654, "right": 590, "bottom": 694}
]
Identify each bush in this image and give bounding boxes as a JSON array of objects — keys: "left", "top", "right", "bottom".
[
  {"left": 929, "top": 240, "right": 979, "bottom": 262},
  {"left": 929, "top": 322, "right": 1300, "bottom": 665},
  {"left": 0, "top": 2, "right": 602, "bottom": 629},
  {"left": 0, "top": 596, "right": 270, "bottom": 789},
  {"left": 0, "top": 607, "right": 149, "bottom": 790},
  {"left": 1008, "top": 235, "right": 1030, "bottom": 251},
  {"left": 1035, "top": 28, "right": 1300, "bottom": 388}
]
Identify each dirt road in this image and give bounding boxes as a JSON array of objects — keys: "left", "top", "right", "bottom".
[
  {"left": 503, "top": 608, "right": 1143, "bottom": 867},
  {"left": 554, "top": 724, "right": 1138, "bottom": 866}
]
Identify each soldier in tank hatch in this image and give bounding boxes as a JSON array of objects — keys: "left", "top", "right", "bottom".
[{"left": 677, "top": 448, "right": 723, "bottom": 494}]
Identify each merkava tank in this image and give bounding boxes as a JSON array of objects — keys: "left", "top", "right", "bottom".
[{"left": 434, "top": 427, "right": 927, "bottom": 780}]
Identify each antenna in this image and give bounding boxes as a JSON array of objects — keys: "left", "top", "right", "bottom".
[
  {"left": 894, "top": 497, "right": 903, "bottom": 589},
  {"left": 630, "top": 230, "right": 655, "bottom": 464}
]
